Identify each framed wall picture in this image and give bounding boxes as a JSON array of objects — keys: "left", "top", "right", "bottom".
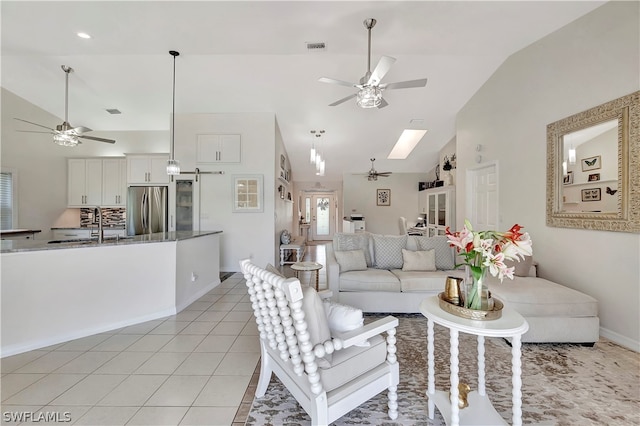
[
  {"left": 581, "top": 155, "right": 601, "bottom": 171},
  {"left": 588, "top": 173, "right": 600, "bottom": 182},
  {"left": 232, "top": 175, "right": 263, "bottom": 212},
  {"left": 581, "top": 188, "right": 601, "bottom": 202},
  {"left": 563, "top": 171, "right": 573, "bottom": 185},
  {"left": 377, "top": 189, "right": 391, "bottom": 206}
]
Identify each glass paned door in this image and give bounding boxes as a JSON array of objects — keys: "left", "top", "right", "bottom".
[{"left": 307, "top": 193, "right": 336, "bottom": 241}]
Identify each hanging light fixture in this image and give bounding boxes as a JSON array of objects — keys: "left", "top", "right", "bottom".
[
  {"left": 314, "top": 130, "right": 325, "bottom": 176},
  {"left": 166, "top": 50, "right": 181, "bottom": 175},
  {"left": 310, "top": 130, "right": 317, "bottom": 164}
]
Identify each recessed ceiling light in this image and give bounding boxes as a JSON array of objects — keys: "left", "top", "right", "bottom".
[
  {"left": 77, "top": 32, "right": 91, "bottom": 39},
  {"left": 387, "top": 129, "right": 428, "bottom": 159}
]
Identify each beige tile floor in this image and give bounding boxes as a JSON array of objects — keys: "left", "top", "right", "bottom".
[{"left": 1, "top": 243, "right": 327, "bottom": 426}]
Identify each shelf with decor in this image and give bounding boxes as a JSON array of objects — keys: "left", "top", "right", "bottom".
[{"left": 563, "top": 179, "right": 616, "bottom": 188}]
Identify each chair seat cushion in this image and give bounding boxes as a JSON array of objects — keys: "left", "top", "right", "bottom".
[
  {"left": 488, "top": 276, "right": 598, "bottom": 317},
  {"left": 392, "top": 269, "right": 465, "bottom": 292},
  {"left": 340, "top": 269, "right": 400, "bottom": 292},
  {"left": 319, "top": 334, "right": 387, "bottom": 392}
]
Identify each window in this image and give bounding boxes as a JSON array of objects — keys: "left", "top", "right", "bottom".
[{"left": 0, "top": 170, "right": 16, "bottom": 230}]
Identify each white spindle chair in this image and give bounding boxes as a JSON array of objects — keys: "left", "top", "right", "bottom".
[{"left": 240, "top": 259, "right": 399, "bottom": 426}]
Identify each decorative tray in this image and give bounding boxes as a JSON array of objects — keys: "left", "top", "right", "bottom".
[{"left": 438, "top": 293, "right": 503, "bottom": 321}]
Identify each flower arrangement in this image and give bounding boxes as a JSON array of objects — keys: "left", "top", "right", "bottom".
[{"left": 446, "top": 220, "right": 533, "bottom": 309}]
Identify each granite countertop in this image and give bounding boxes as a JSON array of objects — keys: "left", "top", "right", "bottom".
[
  {"left": 1, "top": 230, "right": 223, "bottom": 253},
  {"left": 51, "top": 226, "right": 126, "bottom": 230}
]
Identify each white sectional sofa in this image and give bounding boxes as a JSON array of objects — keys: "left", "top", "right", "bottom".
[{"left": 326, "top": 232, "right": 600, "bottom": 344}]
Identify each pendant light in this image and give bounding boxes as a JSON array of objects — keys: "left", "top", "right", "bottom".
[{"left": 166, "top": 50, "right": 180, "bottom": 175}]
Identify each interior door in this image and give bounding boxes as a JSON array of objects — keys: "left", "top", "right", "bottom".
[
  {"left": 309, "top": 193, "right": 336, "bottom": 241},
  {"left": 466, "top": 161, "right": 499, "bottom": 230}
]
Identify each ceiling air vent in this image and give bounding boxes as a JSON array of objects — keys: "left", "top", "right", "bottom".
[
  {"left": 105, "top": 108, "right": 121, "bottom": 115},
  {"left": 306, "top": 42, "right": 326, "bottom": 52}
]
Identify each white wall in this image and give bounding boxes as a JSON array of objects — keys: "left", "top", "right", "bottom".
[
  {"left": 343, "top": 172, "right": 428, "bottom": 235},
  {"left": 173, "top": 112, "right": 277, "bottom": 271},
  {"left": 1, "top": 88, "right": 168, "bottom": 239},
  {"left": 456, "top": 2, "right": 640, "bottom": 349}
]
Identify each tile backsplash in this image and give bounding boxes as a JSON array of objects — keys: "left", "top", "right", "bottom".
[{"left": 80, "top": 208, "right": 126, "bottom": 227}]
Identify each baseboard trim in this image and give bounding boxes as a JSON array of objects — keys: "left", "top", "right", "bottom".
[
  {"left": 175, "top": 280, "right": 219, "bottom": 313},
  {"left": 600, "top": 327, "right": 640, "bottom": 352},
  {"left": 1, "top": 307, "right": 177, "bottom": 358}
]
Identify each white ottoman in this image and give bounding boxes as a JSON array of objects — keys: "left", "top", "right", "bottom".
[{"left": 488, "top": 276, "right": 599, "bottom": 344}]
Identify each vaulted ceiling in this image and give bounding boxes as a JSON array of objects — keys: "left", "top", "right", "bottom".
[{"left": 1, "top": 1, "right": 605, "bottom": 181}]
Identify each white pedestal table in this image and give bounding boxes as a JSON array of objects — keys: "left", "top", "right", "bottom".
[{"left": 420, "top": 296, "right": 529, "bottom": 426}]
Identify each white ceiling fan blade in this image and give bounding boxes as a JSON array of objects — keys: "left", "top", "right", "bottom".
[
  {"left": 367, "top": 56, "right": 396, "bottom": 85},
  {"left": 72, "top": 126, "right": 92, "bottom": 134},
  {"left": 381, "top": 78, "right": 428, "bottom": 90},
  {"left": 16, "top": 130, "right": 55, "bottom": 135},
  {"left": 14, "top": 117, "right": 55, "bottom": 131},
  {"left": 318, "top": 77, "right": 359, "bottom": 88},
  {"left": 79, "top": 135, "right": 116, "bottom": 144},
  {"left": 329, "top": 93, "right": 357, "bottom": 107},
  {"left": 377, "top": 98, "right": 389, "bottom": 109}
]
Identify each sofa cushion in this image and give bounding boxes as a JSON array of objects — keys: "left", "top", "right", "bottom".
[
  {"left": 392, "top": 269, "right": 465, "bottom": 292},
  {"left": 504, "top": 255, "right": 533, "bottom": 277},
  {"left": 334, "top": 249, "right": 368, "bottom": 272},
  {"left": 372, "top": 234, "right": 408, "bottom": 269},
  {"left": 301, "top": 286, "right": 332, "bottom": 368},
  {"left": 487, "top": 276, "right": 598, "bottom": 317},
  {"left": 401, "top": 249, "right": 436, "bottom": 271},
  {"left": 339, "top": 269, "right": 401, "bottom": 292},
  {"left": 414, "top": 236, "right": 456, "bottom": 270},
  {"left": 318, "top": 334, "right": 386, "bottom": 392},
  {"left": 333, "top": 233, "right": 373, "bottom": 266}
]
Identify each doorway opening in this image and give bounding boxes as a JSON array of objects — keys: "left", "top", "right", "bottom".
[{"left": 303, "top": 192, "right": 337, "bottom": 241}]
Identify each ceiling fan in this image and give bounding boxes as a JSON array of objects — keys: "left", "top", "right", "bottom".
[
  {"left": 319, "top": 18, "right": 428, "bottom": 109},
  {"left": 365, "top": 158, "right": 391, "bottom": 181},
  {"left": 15, "top": 65, "right": 115, "bottom": 146}
]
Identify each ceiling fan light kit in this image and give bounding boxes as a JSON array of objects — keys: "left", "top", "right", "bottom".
[
  {"left": 53, "top": 132, "right": 79, "bottom": 147},
  {"left": 167, "top": 50, "right": 181, "bottom": 176},
  {"left": 319, "top": 18, "right": 427, "bottom": 109},
  {"left": 366, "top": 158, "right": 391, "bottom": 181}
]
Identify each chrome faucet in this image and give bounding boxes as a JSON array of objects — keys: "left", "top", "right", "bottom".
[{"left": 93, "top": 206, "right": 104, "bottom": 243}]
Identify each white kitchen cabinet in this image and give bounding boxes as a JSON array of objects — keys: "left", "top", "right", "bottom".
[
  {"left": 424, "top": 186, "right": 455, "bottom": 237},
  {"left": 102, "top": 158, "right": 127, "bottom": 206},
  {"left": 68, "top": 158, "right": 103, "bottom": 207},
  {"left": 127, "top": 154, "right": 170, "bottom": 185},
  {"left": 196, "top": 134, "right": 241, "bottom": 163}
]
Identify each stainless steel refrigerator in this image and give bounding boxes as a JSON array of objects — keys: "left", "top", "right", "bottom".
[{"left": 127, "top": 186, "right": 168, "bottom": 236}]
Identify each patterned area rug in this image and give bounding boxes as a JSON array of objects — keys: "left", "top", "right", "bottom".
[{"left": 246, "top": 314, "right": 639, "bottom": 425}]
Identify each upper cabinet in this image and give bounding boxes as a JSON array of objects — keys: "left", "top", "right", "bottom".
[
  {"left": 102, "top": 158, "right": 127, "bottom": 206},
  {"left": 196, "top": 134, "right": 241, "bottom": 164},
  {"left": 127, "top": 154, "right": 170, "bottom": 185},
  {"left": 68, "top": 158, "right": 103, "bottom": 207}
]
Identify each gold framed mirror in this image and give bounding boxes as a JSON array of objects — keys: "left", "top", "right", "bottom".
[{"left": 546, "top": 91, "right": 639, "bottom": 233}]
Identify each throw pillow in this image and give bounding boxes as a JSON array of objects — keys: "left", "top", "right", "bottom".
[
  {"left": 372, "top": 234, "right": 408, "bottom": 269},
  {"left": 265, "top": 263, "right": 284, "bottom": 278},
  {"left": 504, "top": 255, "right": 533, "bottom": 277},
  {"left": 415, "top": 235, "right": 455, "bottom": 270},
  {"left": 333, "top": 232, "right": 372, "bottom": 266},
  {"left": 301, "top": 286, "right": 332, "bottom": 368},
  {"left": 334, "top": 249, "right": 367, "bottom": 272},
  {"left": 322, "top": 300, "right": 364, "bottom": 332},
  {"left": 401, "top": 248, "right": 436, "bottom": 271}
]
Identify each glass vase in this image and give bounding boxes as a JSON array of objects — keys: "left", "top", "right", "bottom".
[{"left": 464, "top": 266, "right": 490, "bottom": 310}]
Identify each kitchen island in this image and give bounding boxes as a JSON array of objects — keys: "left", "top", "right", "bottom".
[{"left": 1, "top": 231, "right": 222, "bottom": 357}]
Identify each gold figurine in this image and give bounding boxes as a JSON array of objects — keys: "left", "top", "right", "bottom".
[{"left": 449, "top": 382, "right": 471, "bottom": 409}]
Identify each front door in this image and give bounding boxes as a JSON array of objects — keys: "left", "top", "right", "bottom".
[{"left": 307, "top": 193, "right": 336, "bottom": 241}]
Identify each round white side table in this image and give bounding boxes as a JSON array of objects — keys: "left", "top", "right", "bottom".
[
  {"left": 420, "top": 296, "right": 529, "bottom": 426},
  {"left": 291, "top": 261, "right": 323, "bottom": 291}
]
